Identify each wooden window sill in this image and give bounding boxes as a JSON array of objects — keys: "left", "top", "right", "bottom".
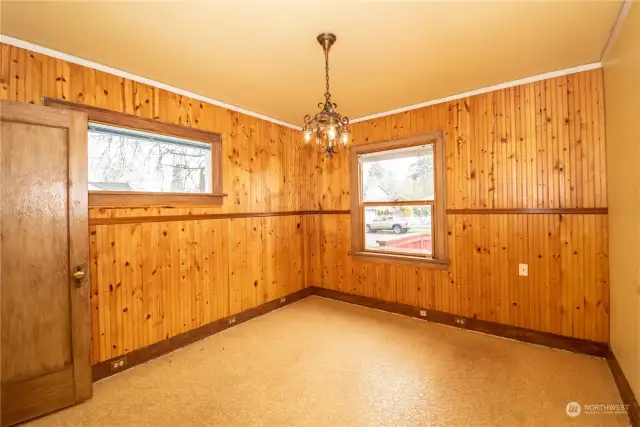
[
  {"left": 88, "top": 191, "right": 226, "bottom": 208},
  {"left": 351, "top": 251, "right": 450, "bottom": 269}
]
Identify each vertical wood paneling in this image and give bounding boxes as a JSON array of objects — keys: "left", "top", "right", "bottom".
[
  {"left": 1, "top": 41, "right": 610, "bottom": 360},
  {"left": 316, "top": 213, "right": 609, "bottom": 342},
  {"left": 86, "top": 216, "right": 309, "bottom": 362},
  {"left": 0, "top": 43, "right": 315, "bottom": 363},
  {"left": 310, "top": 68, "right": 609, "bottom": 343}
]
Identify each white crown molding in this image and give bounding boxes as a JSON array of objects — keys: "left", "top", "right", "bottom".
[
  {"left": 601, "top": 0, "right": 633, "bottom": 62},
  {"left": 0, "top": 34, "right": 303, "bottom": 130},
  {"left": 350, "top": 62, "right": 602, "bottom": 124}
]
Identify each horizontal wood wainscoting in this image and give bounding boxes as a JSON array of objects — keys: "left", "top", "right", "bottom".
[{"left": 309, "top": 68, "right": 610, "bottom": 344}]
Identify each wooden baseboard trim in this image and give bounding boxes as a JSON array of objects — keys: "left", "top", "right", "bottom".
[
  {"left": 94, "top": 285, "right": 610, "bottom": 382},
  {"left": 92, "top": 285, "right": 637, "bottom": 425},
  {"left": 608, "top": 350, "right": 640, "bottom": 427},
  {"left": 310, "top": 287, "right": 610, "bottom": 358},
  {"left": 92, "top": 287, "right": 314, "bottom": 381},
  {"left": 89, "top": 210, "right": 350, "bottom": 226}
]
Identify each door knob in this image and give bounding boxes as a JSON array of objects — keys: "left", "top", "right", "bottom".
[{"left": 72, "top": 270, "right": 85, "bottom": 281}]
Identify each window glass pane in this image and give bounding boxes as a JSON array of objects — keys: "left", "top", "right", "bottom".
[
  {"left": 88, "top": 123, "right": 211, "bottom": 193},
  {"left": 364, "top": 205, "right": 432, "bottom": 256},
  {"left": 361, "top": 144, "right": 433, "bottom": 202}
]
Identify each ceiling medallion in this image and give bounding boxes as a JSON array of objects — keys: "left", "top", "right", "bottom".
[{"left": 302, "top": 33, "right": 350, "bottom": 158}]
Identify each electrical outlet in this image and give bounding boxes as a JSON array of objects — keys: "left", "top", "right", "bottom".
[
  {"left": 419, "top": 310, "right": 427, "bottom": 317},
  {"left": 110, "top": 357, "right": 127, "bottom": 372},
  {"left": 455, "top": 318, "right": 466, "bottom": 326},
  {"left": 227, "top": 316, "right": 236, "bottom": 325},
  {"left": 519, "top": 264, "right": 528, "bottom": 276},
  {"left": 280, "top": 297, "right": 286, "bottom": 303}
]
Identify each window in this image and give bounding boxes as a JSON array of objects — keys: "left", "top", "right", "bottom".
[
  {"left": 350, "top": 133, "right": 448, "bottom": 268},
  {"left": 88, "top": 123, "right": 212, "bottom": 193},
  {"left": 43, "top": 98, "right": 223, "bottom": 207}
]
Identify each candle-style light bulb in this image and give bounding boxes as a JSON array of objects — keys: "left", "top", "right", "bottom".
[
  {"left": 341, "top": 130, "right": 349, "bottom": 145},
  {"left": 327, "top": 125, "right": 337, "bottom": 140}
]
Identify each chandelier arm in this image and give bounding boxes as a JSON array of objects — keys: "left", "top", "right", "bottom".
[{"left": 303, "top": 114, "right": 313, "bottom": 125}]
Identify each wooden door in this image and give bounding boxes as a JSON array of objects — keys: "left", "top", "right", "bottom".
[{"left": 0, "top": 101, "right": 91, "bottom": 426}]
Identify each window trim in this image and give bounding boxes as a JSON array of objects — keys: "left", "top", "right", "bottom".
[
  {"left": 43, "top": 97, "right": 224, "bottom": 207},
  {"left": 349, "top": 132, "right": 449, "bottom": 269}
]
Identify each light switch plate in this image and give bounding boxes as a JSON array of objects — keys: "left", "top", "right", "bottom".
[{"left": 519, "top": 264, "right": 528, "bottom": 276}]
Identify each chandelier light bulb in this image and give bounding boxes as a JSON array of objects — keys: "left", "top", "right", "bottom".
[
  {"left": 304, "top": 130, "right": 312, "bottom": 143},
  {"left": 341, "top": 130, "right": 349, "bottom": 145},
  {"left": 328, "top": 126, "right": 337, "bottom": 140}
]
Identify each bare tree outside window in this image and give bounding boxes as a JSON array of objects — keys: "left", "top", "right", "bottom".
[
  {"left": 88, "top": 123, "right": 211, "bottom": 193},
  {"left": 362, "top": 146, "right": 434, "bottom": 202}
]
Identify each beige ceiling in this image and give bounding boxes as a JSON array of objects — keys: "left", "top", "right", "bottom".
[{"left": 1, "top": 1, "right": 623, "bottom": 126}]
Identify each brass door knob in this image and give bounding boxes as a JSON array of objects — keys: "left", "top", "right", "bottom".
[{"left": 72, "top": 270, "right": 85, "bottom": 281}]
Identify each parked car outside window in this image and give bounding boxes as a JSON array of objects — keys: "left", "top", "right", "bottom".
[{"left": 365, "top": 216, "right": 410, "bottom": 234}]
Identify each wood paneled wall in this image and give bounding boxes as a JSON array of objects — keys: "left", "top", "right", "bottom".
[
  {"left": 308, "top": 69, "right": 610, "bottom": 343},
  {"left": 0, "top": 41, "right": 610, "bottom": 365},
  {"left": 0, "top": 43, "right": 319, "bottom": 363},
  {"left": 88, "top": 217, "right": 310, "bottom": 362}
]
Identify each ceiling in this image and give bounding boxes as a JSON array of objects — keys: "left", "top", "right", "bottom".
[{"left": 1, "top": 1, "right": 623, "bottom": 126}]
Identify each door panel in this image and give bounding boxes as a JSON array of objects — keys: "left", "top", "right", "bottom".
[
  {"left": 0, "top": 101, "right": 91, "bottom": 427},
  {"left": 2, "top": 122, "right": 71, "bottom": 383},
  {"left": 2, "top": 367, "right": 75, "bottom": 426}
]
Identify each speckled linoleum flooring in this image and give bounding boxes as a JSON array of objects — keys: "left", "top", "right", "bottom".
[{"left": 25, "top": 296, "right": 628, "bottom": 427}]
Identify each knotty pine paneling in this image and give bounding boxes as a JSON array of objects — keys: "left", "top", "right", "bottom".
[
  {"left": 310, "top": 69, "right": 609, "bottom": 343},
  {"left": 316, "top": 69, "right": 607, "bottom": 211},
  {"left": 89, "top": 217, "right": 306, "bottom": 362},
  {"left": 312, "top": 213, "right": 609, "bottom": 342},
  {"left": 1, "top": 41, "right": 610, "bottom": 357},
  {"left": 0, "top": 43, "right": 319, "bottom": 216},
  {"left": 0, "top": 43, "right": 317, "bottom": 363}
]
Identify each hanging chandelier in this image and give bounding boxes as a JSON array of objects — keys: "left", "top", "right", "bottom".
[{"left": 302, "top": 33, "right": 350, "bottom": 157}]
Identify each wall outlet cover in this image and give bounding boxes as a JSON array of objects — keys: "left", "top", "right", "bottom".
[
  {"left": 519, "top": 264, "right": 529, "bottom": 276},
  {"left": 110, "top": 357, "right": 127, "bottom": 372}
]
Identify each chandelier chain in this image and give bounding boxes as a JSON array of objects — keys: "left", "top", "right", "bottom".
[{"left": 324, "top": 47, "right": 330, "bottom": 97}]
